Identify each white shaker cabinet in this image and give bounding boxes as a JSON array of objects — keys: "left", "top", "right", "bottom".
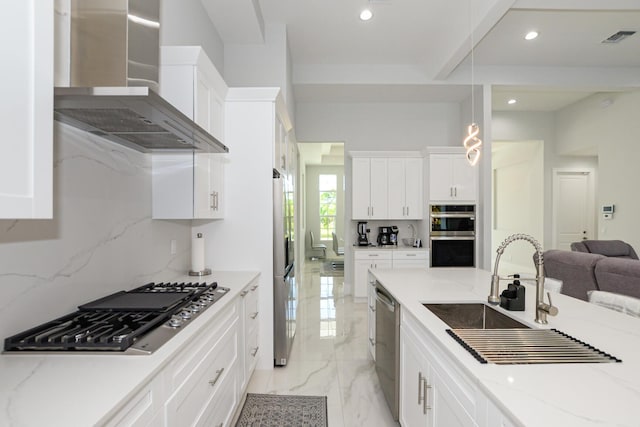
[
  {"left": 400, "top": 311, "right": 477, "bottom": 427},
  {"left": 388, "top": 157, "right": 423, "bottom": 220},
  {"left": 354, "top": 251, "right": 392, "bottom": 298},
  {"left": 352, "top": 157, "right": 388, "bottom": 219},
  {"left": 392, "top": 250, "right": 428, "bottom": 268},
  {"left": 0, "top": 1, "right": 53, "bottom": 218},
  {"left": 367, "top": 275, "right": 377, "bottom": 359},
  {"left": 238, "top": 279, "right": 260, "bottom": 393},
  {"left": 153, "top": 47, "right": 227, "bottom": 219},
  {"left": 429, "top": 152, "right": 477, "bottom": 202}
]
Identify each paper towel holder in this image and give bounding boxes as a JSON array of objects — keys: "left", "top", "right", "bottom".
[{"left": 189, "top": 233, "right": 212, "bottom": 276}]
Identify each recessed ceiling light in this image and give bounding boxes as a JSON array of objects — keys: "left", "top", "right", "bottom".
[
  {"left": 524, "top": 31, "right": 539, "bottom": 41},
  {"left": 360, "top": 9, "right": 373, "bottom": 21},
  {"left": 508, "top": 99, "right": 517, "bottom": 105}
]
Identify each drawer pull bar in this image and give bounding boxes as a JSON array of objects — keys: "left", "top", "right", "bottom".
[
  {"left": 251, "top": 346, "right": 259, "bottom": 357},
  {"left": 418, "top": 372, "right": 424, "bottom": 405},
  {"left": 369, "top": 304, "right": 375, "bottom": 312},
  {"left": 208, "top": 368, "right": 224, "bottom": 387},
  {"left": 251, "top": 285, "right": 259, "bottom": 291},
  {"left": 250, "top": 312, "right": 259, "bottom": 319},
  {"left": 369, "top": 337, "right": 375, "bottom": 346},
  {"left": 240, "top": 290, "right": 249, "bottom": 297},
  {"left": 423, "top": 381, "right": 432, "bottom": 414}
]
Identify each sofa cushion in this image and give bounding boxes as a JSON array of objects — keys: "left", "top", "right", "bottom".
[
  {"left": 570, "top": 241, "right": 589, "bottom": 253},
  {"left": 582, "top": 240, "right": 638, "bottom": 259},
  {"left": 542, "top": 250, "right": 604, "bottom": 301},
  {"left": 594, "top": 257, "right": 640, "bottom": 299}
]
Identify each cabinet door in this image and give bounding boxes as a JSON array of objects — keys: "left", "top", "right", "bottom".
[
  {"left": 451, "top": 156, "right": 477, "bottom": 201},
  {"left": 400, "top": 328, "right": 430, "bottom": 427},
  {"left": 353, "top": 259, "right": 371, "bottom": 299},
  {"left": 429, "top": 155, "right": 454, "bottom": 201},
  {"left": 387, "top": 158, "right": 406, "bottom": 219},
  {"left": 209, "top": 155, "right": 224, "bottom": 219},
  {"left": 194, "top": 154, "right": 212, "bottom": 219},
  {"left": 430, "top": 367, "right": 476, "bottom": 427},
  {"left": 352, "top": 158, "right": 372, "bottom": 219},
  {"left": 404, "top": 158, "right": 423, "bottom": 219},
  {"left": 1, "top": 1, "right": 53, "bottom": 218},
  {"left": 367, "top": 277, "right": 377, "bottom": 360},
  {"left": 369, "top": 158, "right": 388, "bottom": 219}
]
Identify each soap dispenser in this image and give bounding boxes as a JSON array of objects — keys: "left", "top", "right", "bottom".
[{"left": 499, "top": 274, "right": 526, "bottom": 311}]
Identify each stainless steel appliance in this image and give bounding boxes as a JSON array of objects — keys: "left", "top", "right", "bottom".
[
  {"left": 273, "top": 169, "right": 297, "bottom": 366},
  {"left": 53, "top": 0, "right": 228, "bottom": 154},
  {"left": 430, "top": 205, "right": 476, "bottom": 267},
  {"left": 4, "top": 282, "right": 229, "bottom": 354},
  {"left": 357, "top": 221, "right": 370, "bottom": 246},
  {"left": 375, "top": 281, "right": 400, "bottom": 420},
  {"left": 377, "top": 226, "right": 398, "bottom": 246}
]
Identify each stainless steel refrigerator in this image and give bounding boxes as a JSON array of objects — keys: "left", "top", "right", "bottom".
[{"left": 273, "top": 169, "right": 297, "bottom": 366}]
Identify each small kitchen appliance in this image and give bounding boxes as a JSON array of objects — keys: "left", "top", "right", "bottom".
[
  {"left": 357, "top": 222, "right": 370, "bottom": 246},
  {"left": 377, "top": 226, "right": 398, "bottom": 246}
]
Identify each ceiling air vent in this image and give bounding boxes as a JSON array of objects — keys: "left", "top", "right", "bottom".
[{"left": 601, "top": 30, "right": 636, "bottom": 44}]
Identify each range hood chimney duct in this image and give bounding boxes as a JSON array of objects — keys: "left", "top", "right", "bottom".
[{"left": 54, "top": 0, "right": 228, "bottom": 153}]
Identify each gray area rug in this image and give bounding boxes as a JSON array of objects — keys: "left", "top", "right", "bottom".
[{"left": 235, "top": 393, "right": 328, "bottom": 427}]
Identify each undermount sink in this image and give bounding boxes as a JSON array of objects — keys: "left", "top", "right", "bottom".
[
  {"left": 424, "top": 303, "right": 530, "bottom": 330},
  {"left": 424, "top": 303, "right": 621, "bottom": 365}
]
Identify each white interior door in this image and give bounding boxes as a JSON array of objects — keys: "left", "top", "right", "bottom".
[{"left": 552, "top": 170, "right": 595, "bottom": 250}]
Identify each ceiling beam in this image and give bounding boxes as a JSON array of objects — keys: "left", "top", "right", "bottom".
[{"left": 434, "top": 0, "right": 516, "bottom": 81}]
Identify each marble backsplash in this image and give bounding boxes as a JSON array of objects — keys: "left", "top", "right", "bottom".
[{"left": 0, "top": 123, "right": 192, "bottom": 342}]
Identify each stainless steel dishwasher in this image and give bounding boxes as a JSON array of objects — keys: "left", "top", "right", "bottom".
[{"left": 375, "top": 281, "right": 400, "bottom": 421}]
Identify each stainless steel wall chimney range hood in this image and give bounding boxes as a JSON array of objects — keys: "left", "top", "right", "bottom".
[{"left": 54, "top": 0, "right": 228, "bottom": 154}]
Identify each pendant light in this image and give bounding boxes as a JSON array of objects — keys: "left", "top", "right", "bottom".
[{"left": 463, "top": 0, "right": 482, "bottom": 166}]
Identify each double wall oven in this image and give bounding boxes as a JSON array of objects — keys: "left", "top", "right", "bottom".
[{"left": 430, "top": 204, "right": 476, "bottom": 267}]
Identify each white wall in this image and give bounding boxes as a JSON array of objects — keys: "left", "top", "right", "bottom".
[
  {"left": 555, "top": 91, "right": 640, "bottom": 252},
  {"left": 160, "top": 0, "right": 225, "bottom": 73},
  {"left": 194, "top": 91, "right": 277, "bottom": 370},
  {"left": 492, "top": 110, "right": 598, "bottom": 251},
  {"left": 0, "top": 124, "right": 191, "bottom": 342}
]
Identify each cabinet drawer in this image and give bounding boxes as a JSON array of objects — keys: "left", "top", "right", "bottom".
[
  {"left": 164, "top": 317, "right": 239, "bottom": 425},
  {"left": 354, "top": 251, "right": 392, "bottom": 260},
  {"left": 166, "top": 302, "right": 238, "bottom": 387},
  {"left": 393, "top": 250, "right": 428, "bottom": 260},
  {"left": 104, "top": 376, "right": 163, "bottom": 427},
  {"left": 198, "top": 362, "right": 239, "bottom": 427}
]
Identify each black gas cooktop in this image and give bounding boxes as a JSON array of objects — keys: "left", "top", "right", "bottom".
[{"left": 4, "top": 282, "right": 229, "bottom": 354}]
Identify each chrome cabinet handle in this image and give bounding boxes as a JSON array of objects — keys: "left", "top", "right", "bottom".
[
  {"left": 418, "top": 372, "right": 424, "bottom": 405},
  {"left": 250, "top": 312, "right": 258, "bottom": 319},
  {"left": 406, "top": 254, "right": 417, "bottom": 257},
  {"left": 251, "top": 346, "right": 259, "bottom": 357},
  {"left": 423, "top": 381, "right": 432, "bottom": 414},
  {"left": 369, "top": 304, "right": 375, "bottom": 312},
  {"left": 407, "top": 206, "right": 409, "bottom": 216},
  {"left": 369, "top": 254, "right": 379, "bottom": 257},
  {"left": 210, "top": 193, "right": 215, "bottom": 209},
  {"left": 208, "top": 368, "right": 224, "bottom": 386},
  {"left": 251, "top": 285, "right": 258, "bottom": 291},
  {"left": 240, "top": 290, "right": 249, "bottom": 297},
  {"left": 369, "top": 338, "right": 375, "bottom": 346},
  {"left": 450, "top": 187, "right": 453, "bottom": 197},
  {"left": 454, "top": 187, "right": 457, "bottom": 197}
]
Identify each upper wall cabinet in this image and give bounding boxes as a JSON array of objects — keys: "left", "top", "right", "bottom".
[
  {"left": 352, "top": 157, "right": 388, "bottom": 220},
  {"left": 351, "top": 152, "right": 424, "bottom": 220},
  {"left": 0, "top": 2, "right": 53, "bottom": 219},
  {"left": 152, "top": 47, "right": 228, "bottom": 220},
  {"left": 429, "top": 148, "right": 478, "bottom": 202},
  {"left": 388, "top": 157, "right": 423, "bottom": 220}
]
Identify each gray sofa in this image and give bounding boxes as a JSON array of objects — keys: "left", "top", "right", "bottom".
[
  {"left": 570, "top": 239, "right": 638, "bottom": 259},
  {"left": 542, "top": 249, "right": 640, "bottom": 301}
]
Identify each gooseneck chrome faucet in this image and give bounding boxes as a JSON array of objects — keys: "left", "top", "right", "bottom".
[{"left": 488, "top": 233, "right": 559, "bottom": 324}]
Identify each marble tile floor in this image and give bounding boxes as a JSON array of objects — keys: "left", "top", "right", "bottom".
[{"left": 247, "top": 259, "right": 399, "bottom": 427}]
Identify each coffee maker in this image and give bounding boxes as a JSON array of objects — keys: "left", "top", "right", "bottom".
[
  {"left": 377, "top": 226, "right": 399, "bottom": 246},
  {"left": 357, "top": 222, "right": 370, "bottom": 246}
]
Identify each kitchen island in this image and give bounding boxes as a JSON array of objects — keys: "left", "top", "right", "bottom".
[
  {"left": 371, "top": 267, "right": 640, "bottom": 426},
  {"left": 0, "top": 271, "right": 259, "bottom": 427}
]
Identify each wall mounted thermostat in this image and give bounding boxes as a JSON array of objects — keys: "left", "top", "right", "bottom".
[{"left": 602, "top": 204, "right": 615, "bottom": 220}]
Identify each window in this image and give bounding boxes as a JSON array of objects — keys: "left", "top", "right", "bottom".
[{"left": 319, "top": 174, "right": 337, "bottom": 240}]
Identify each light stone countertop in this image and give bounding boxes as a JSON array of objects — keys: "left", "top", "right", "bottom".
[
  {"left": 370, "top": 267, "right": 640, "bottom": 427},
  {"left": 0, "top": 270, "right": 259, "bottom": 427}
]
